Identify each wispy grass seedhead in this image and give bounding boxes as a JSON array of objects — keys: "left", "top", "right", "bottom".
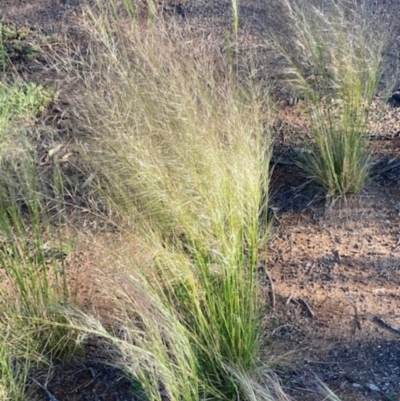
[
  {"left": 66, "top": 8, "right": 274, "bottom": 401},
  {"left": 275, "top": 0, "right": 391, "bottom": 196}
]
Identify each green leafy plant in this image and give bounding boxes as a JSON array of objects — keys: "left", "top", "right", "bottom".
[
  {"left": 0, "top": 82, "right": 52, "bottom": 121},
  {"left": 0, "top": 21, "right": 38, "bottom": 66},
  {"left": 275, "top": 0, "right": 391, "bottom": 197},
  {"left": 0, "top": 82, "right": 53, "bottom": 201},
  {"left": 0, "top": 81, "right": 53, "bottom": 152}
]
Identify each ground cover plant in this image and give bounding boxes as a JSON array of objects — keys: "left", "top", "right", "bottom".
[
  {"left": 0, "top": 81, "right": 51, "bottom": 137},
  {"left": 0, "top": 21, "right": 39, "bottom": 70},
  {"left": 274, "top": 0, "right": 392, "bottom": 197}
]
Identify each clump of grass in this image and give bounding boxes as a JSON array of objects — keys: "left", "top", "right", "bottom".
[
  {"left": 65, "top": 7, "right": 284, "bottom": 401},
  {"left": 0, "top": 324, "right": 32, "bottom": 401},
  {"left": 0, "top": 191, "right": 79, "bottom": 361},
  {"left": 275, "top": 0, "right": 391, "bottom": 197},
  {"left": 0, "top": 170, "right": 80, "bottom": 399},
  {"left": 0, "top": 78, "right": 80, "bottom": 398}
]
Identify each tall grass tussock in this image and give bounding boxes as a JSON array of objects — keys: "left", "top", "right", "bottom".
[
  {"left": 62, "top": 4, "right": 292, "bottom": 400},
  {"left": 275, "top": 0, "right": 391, "bottom": 197}
]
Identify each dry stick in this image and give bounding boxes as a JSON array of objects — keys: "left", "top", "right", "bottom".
[
  {"left": 298, "top": 298, "right": 315, "bottom": 318},
  {"left": 306, "top": 262, "right": 315, "bottom": 275},
  {"left": 29, "top": 377, "right": 61, "bottom": 401}
]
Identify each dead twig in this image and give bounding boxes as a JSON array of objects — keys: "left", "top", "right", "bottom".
[
  {"left": 286, "top": 294, "right": 294, "bottom": 305},
  {"left": 298, "top": 298, "right": 315, "bottom": 318}
]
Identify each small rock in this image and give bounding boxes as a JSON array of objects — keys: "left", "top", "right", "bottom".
[{"left": 366, "top": 383, "right": 380, "bottom": 392}]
